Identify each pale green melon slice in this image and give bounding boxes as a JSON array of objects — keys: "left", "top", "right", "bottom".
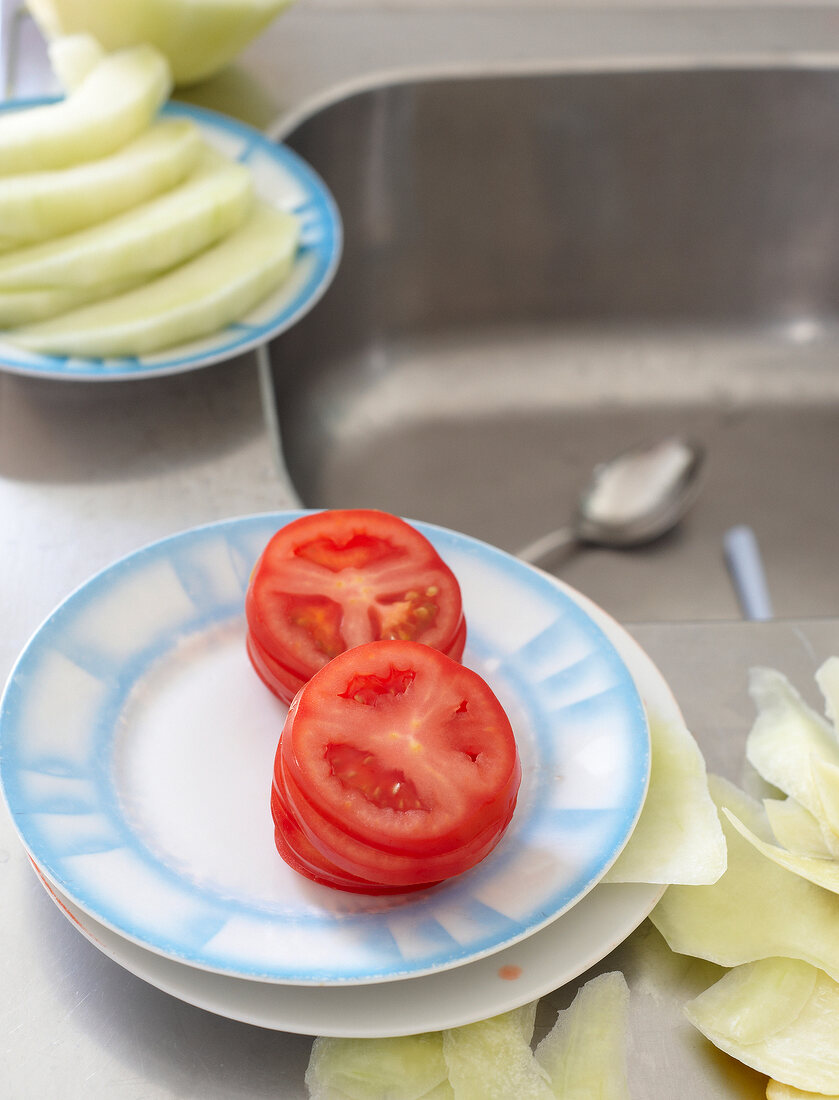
[
  {"left": 746, "top": 667, "right": 839, "bottom": 818},
  {"left": 0, "top": 284, "right": 116, "bottom": 326},
  {"left": 534, "top": 972, "right": 631, "bottom": 1099},
  {"left": 0, "top": 119, "right": 201, "bottom": 248},
  {"left": 47, "top": 33, "right": 105, "bottom": 91},
  {"left": 767, "top": 1079, "right": 839, "bottom": 1099},
  {"left": 684, "top": 958, "right": 839, "bottom": 1094},
  {"left": 0, "top": 148, "right": 252, "bottom": 295},
  {"left": 763, "top": 797, "right": 834, "bottom": 859},
  {"left": 603, "top": 710, "right": 726, "bottom": 886},
  {"left": 722, "top": 807, "right": 839, "bottom": 894},
  {"left": 441, "top": 1004, "right": 553, "bottom": 1100},
  {"left": 650, "top": 775, "right": 839, "bottom": 982},
  {"left": 0, "top": 44, "right": 171, "bottom": 174},
  {"left": 304, "top": 1031, "right": 451, "bottom": 1100},
  {"left": 8, "top": 201, "right": 300, "bottom": 358}
]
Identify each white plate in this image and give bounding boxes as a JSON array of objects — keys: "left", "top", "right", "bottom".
[
  {"left": 0, "top": 513, "right": 649, "bottom": 984},
  {"left": 35, "top": 865, "right": 662, "bottom": 1037},
  {"left": 30, "top": 586, "right": 673, "bottom": 1037},
  {"left": 0, "top": 101, "right": 341, "bottom": 381}
]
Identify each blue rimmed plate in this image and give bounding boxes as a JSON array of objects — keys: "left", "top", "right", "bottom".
[
  {"left": 0, "top": 513, "right": 649, "bottom": 984},
  {"left": 0, "top": 101, "right": 341, "bottom": 381}
]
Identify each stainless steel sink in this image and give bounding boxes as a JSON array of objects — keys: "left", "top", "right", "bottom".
[{"left": 262, "top": 65, "right": 839, "bottom": 623}]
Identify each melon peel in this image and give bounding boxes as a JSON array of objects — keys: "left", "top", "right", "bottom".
[
  {"left": 685, "top": 958, "right": 839, "bottom": 1095},
  {"left": 603, "top": 710, "right": 726, "bottom": 886},
  {"left": 535, "top": 972, "right": 631, "bottom": 1100}
]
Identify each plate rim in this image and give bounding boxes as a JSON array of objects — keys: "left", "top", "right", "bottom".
[
  {"left": 0, "top": 99, "right": 342, "bottom": 381},
  {"left": 0, "top": 511, "right": 651, "bottom": 985}
]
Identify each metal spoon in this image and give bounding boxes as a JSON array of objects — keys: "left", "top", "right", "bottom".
[{"left": 516, "top": 437, "right": 706, "bottom": 570}]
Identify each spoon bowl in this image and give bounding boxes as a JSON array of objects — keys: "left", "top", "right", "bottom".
[{"left": 516, "top": 438, "right": 705, "bottom": 570}]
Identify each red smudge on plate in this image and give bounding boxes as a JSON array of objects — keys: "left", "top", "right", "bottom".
[{"left": 497, "top": 964, "right": 523, "bottom": 981}]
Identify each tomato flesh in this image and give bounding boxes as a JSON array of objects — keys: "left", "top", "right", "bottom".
[
  {"left": 271, "top": 639, "right": 521, "bottom": 893},
  {"left": 246, "top": 510, "right": 466, "bottom": 704}
]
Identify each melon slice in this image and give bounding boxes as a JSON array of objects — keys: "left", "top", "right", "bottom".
[
  {"left": 0, "top": 284, "right": 115, "bottom": 327},
  {"left": 0, "top": 119, "right": 201, "bottom": 249},
  {"left": 0, "top": 44, "right": 171, "bottom": 174},
  {"left": 47, "top": 33, "right": 105, "bottom": 91},
  {"left": 535, "top": 972, "right": 631, "bottom": 1099},
  {"left": 684, "top": 958, "right": 839, "bottom": 1095},
  {"left": 8, "top": 201, "right": 300, "bottom": 358},
  {"left": 0, "top": 148, "right": 252, "bottom": 296}
]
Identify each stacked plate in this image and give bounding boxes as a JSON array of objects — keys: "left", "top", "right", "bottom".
[
  {"left": 0, "top": 100, "right": 341, "bottom": 380},
  {"left": 0, "top": 513, "right": 668, "bottom": 1037}
]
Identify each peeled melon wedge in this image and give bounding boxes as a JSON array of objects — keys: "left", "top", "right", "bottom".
[
  {"left": 0, "top": 284, "right": 120, "bottom": 327},
  {"left": 28, "top": 0, "right": 296, "bottom": 86},
  {"left": 0, "top": 119, "right": 201, "bottom": 249},
  {"left": 8, "top": 201, "right": 300, "bottom": 358},
  {"left": 0, "top": 148, "right": 252, "bottom": 296},
  {"left": 535, "top": 972, "right": 631, "bottom": 1100},
  {"left": 0, "top": 44, "right": 172, "bottom": 174},
  {"left": 47, "top": 33, "right": 105, "bottom": 91},
  {"left": 684, "top": 958, "right": 839, "bottom": 1094}
]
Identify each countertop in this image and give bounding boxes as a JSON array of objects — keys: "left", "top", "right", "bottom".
[{"left": 2, "top": 4, "right": 839, "bottom": 1097}]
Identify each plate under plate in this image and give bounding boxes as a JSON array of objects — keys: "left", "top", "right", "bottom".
[{"left": 0, "top": 513, "right": 649, "bottom": 984}]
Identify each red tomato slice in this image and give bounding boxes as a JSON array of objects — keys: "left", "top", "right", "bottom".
[
  {"left": 276, "top": 745, "right": 510, "bottom": 887},
  {"left": 246, "top": 630, "right": 307, "bottom": 701},
  {"left": 246, "top": 510, "right": 466, "bottom": 703},
  {"left": 270, "top": 778, "right": 430, "bottom": 894},
  {"left": 279, "top": 640, "right": 521, "bottom": 864}
]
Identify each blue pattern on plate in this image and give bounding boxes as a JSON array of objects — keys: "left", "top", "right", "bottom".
[
  {"left": 0, "top": 514, "right": 649, "bottom": 983},
  {"left": 0, "top": 101, "right": 341, "bottom": 381}
]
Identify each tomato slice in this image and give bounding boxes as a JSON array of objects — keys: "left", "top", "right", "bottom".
[
  {"left": 277, "top": 640, "right": 521, "bottom": 875},
  {"left": 270, "top": 777, "right": 431, "bottom": 894},
  {"left": 276, "top": 745, "right": 510, "bottom": 887},
  {"left": 246, "top": 510, "right": 466, "bottom": 704}
]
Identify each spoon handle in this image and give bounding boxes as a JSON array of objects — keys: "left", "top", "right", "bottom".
[
  {"left": 516, "top": 526, "right": 579, "bottom": 569},
  {"left": 723, "top": 524, "right": 774, "bottom": 621}
]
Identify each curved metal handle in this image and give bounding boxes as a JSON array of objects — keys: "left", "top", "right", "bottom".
[{"left": 515, "top": 525, "right": 579, "bottom": 570}]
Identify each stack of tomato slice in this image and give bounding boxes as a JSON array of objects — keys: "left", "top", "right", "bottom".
[
  {"left": 245, "top": 509, "right": 467, "bottom": 705},
  {"left": 271, "top": 639, "right": 522, "bottom": 894}
]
